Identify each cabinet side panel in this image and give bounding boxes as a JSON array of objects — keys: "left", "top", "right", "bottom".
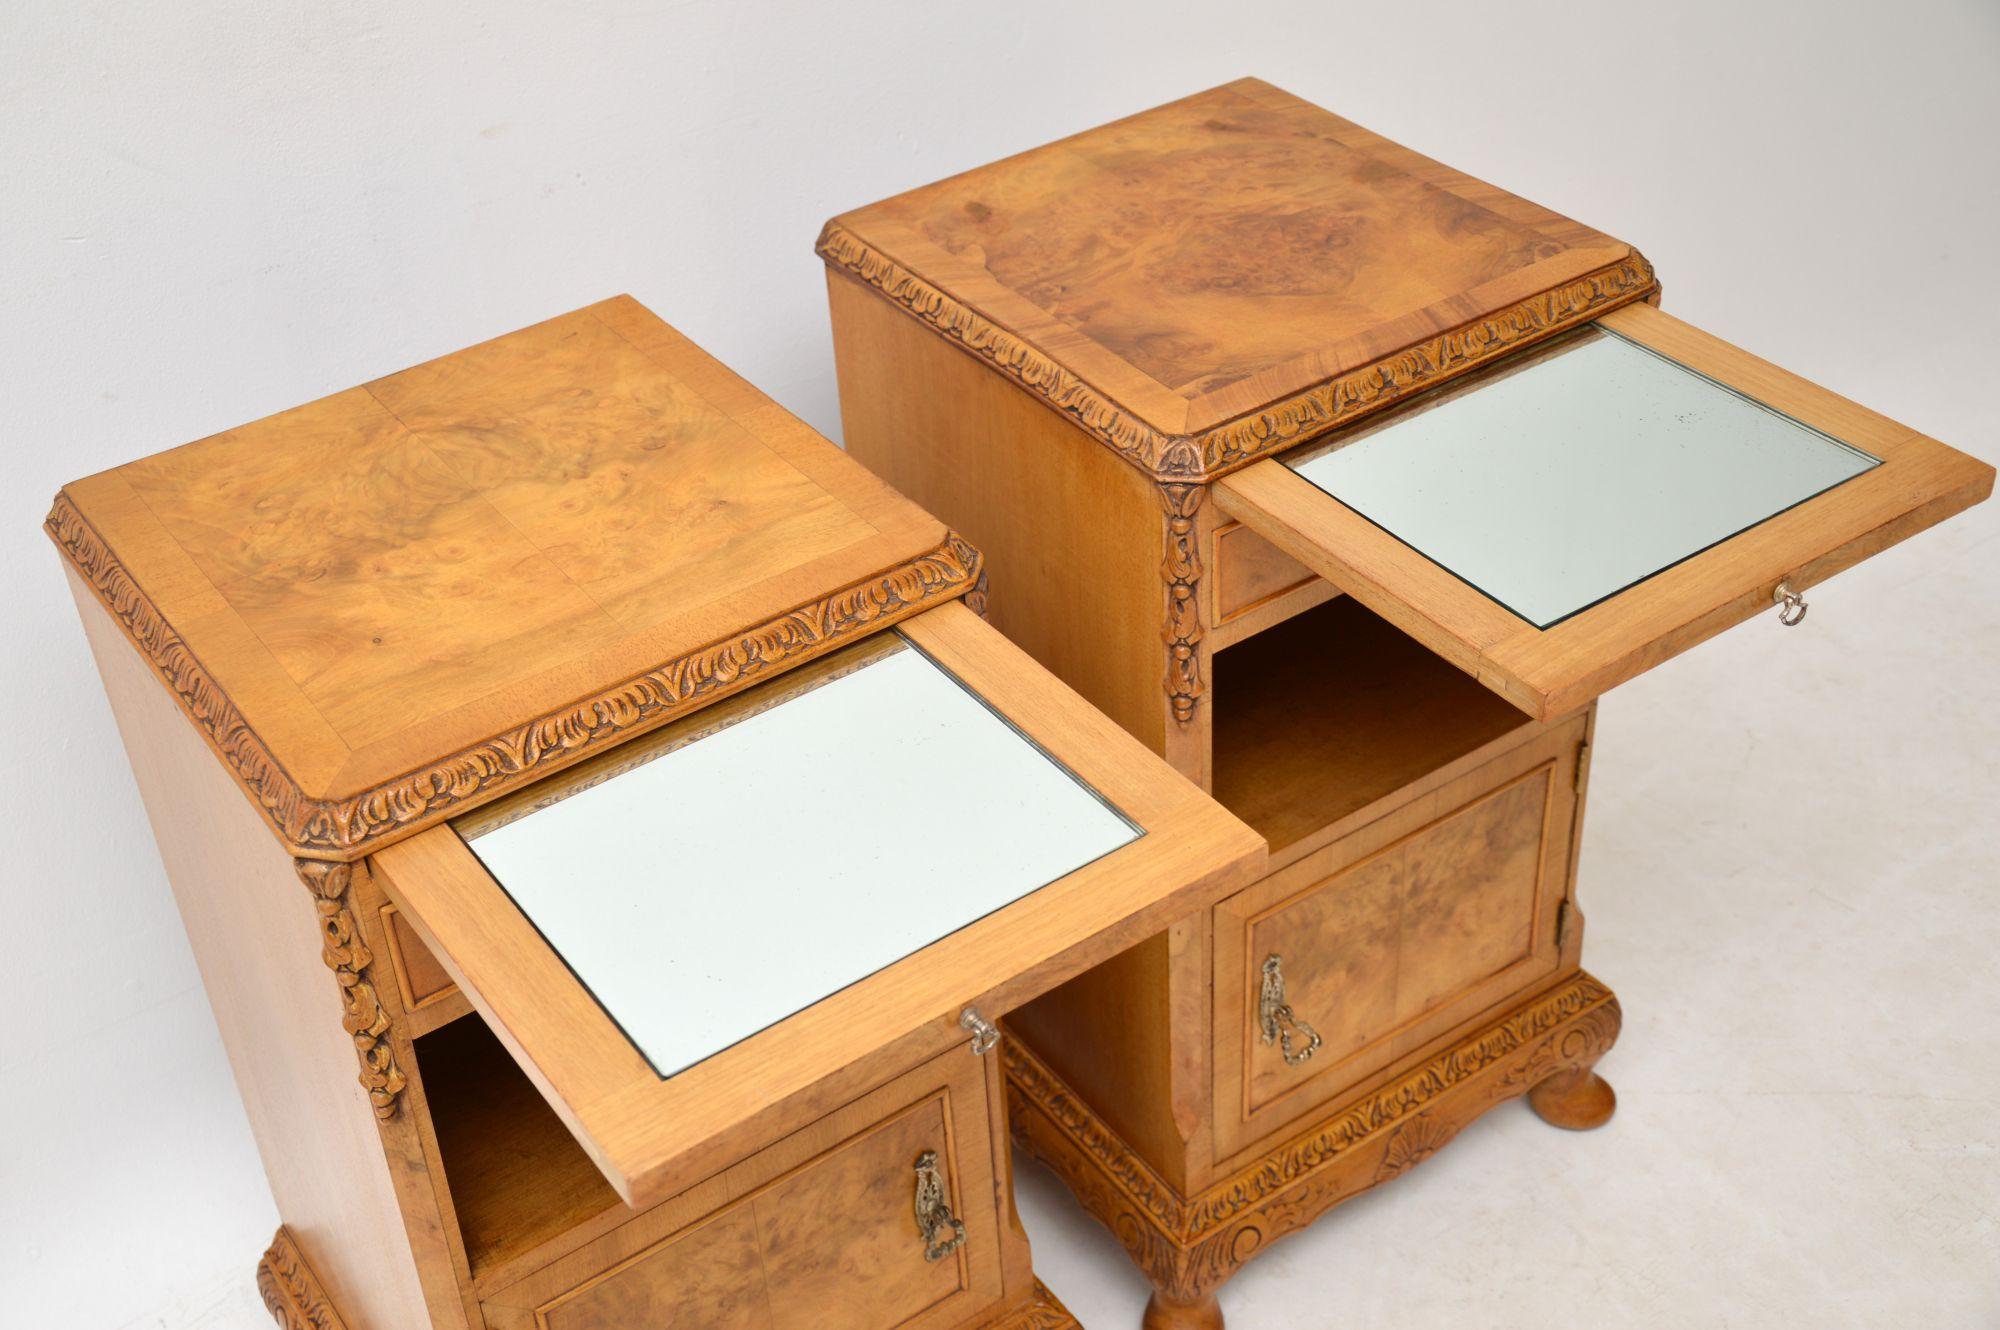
[
  {"left": 829, "top": 270, "right": 1207, "bottom": 1187},
  {"left": 1004, "top": 932, "right": 1195, "bottom": 1189},
  {"left": 69, "top": 568, "right": 434, "bottom": 1330},
  {"left": 356, "top": 878, "right": 478, "bottom": 1330},
  {"left": 827, "top": 269, "right": 1170, "bottom": 754}
]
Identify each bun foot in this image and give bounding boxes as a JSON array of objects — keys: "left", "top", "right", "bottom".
[
  {"left": 1143, "top": 1291, "right": 1223, "bottom": 1330},
  {"left": 1528, "top": 1067, "right": 1617, "bottom": 1130}
]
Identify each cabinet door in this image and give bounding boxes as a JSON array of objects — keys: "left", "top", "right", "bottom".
[
  {"left": 483, "top": 1043, "right": 1002, "bottom": 1330},
  {"left": 1213, "top": 718, "right": 1585, "bottom": 1159}
]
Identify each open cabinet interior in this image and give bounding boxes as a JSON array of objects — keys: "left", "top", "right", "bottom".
[
  {"left": 415, "top": 1014, "right": 620, "bottom": 1280},
  {"left": 1211, "top": 594, "right": 1536, "bottom": 856}
]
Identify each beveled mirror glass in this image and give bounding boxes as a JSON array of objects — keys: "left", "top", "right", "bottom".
[
  {"left": 1287, "top": 328, "right": 1880, "bottom": 628},
  {"left": 459, "top": 633, "right": 1140, "bottom": 1078}
]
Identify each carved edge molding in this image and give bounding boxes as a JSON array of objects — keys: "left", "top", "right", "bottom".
[
  {"left": 1003, "top": 972, "right": 1620, "bottom": 1300},
  {"left": 978, "top": 1280, "right": 1082, "bottom": 1330},
  {"left": 964, "top": 560, "right": 992, "bottom": 620},
  {"left": 257, "top": 1226, "right": 350, "bottom": 1330},
  {"left": 819, "top": 221, "right": 1657, "bottom": 482},
  {"left": 48, "top": 493, "right": 981, "bottom": 857},
  {"left": 294, "top": 859, "right": 408, "bottom": 1119},
  {"left": 1159, "top": 484, "right": 1204, "bottom": 726},
  {"left": 819, "top": 222, "right": 1169, "bottom": 472}
]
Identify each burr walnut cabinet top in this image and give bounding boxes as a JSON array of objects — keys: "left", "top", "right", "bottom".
[
  {"left": 819, "top": 77, "right": 1656, "bottom": 481},
  {"left": 47, "top": 296, "right": 977, "bottom": 859}
]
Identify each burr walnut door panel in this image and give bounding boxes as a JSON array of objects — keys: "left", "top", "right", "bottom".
[
  {"left": 1213, "top": 717, "right": 1586, "bottom": 1160},
  {"left": 483, "top": 1044, "right": 1002, "bottom": 1330}
]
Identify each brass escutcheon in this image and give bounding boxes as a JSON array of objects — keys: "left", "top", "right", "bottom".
[
  {"left": 913, "top": 1150, "right": 967, "bottom": 1262},
  {"left": 1259, "top": 953, "right": 1322, "bottom": 1067}
]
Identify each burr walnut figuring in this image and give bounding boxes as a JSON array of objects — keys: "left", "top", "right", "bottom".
[
  {"left": 49, "top": 297, "right": 1267, "bottom": 1330},
  {"left": 820, "top": 78, "right": 1992, "bottom": 1328}
]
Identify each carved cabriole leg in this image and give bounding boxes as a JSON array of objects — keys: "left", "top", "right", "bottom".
[
  {"left": 1142, "top": 1291, "right": 1223, "bottom": 1330},
  {"left": 1529, "top": 1065, "right": 1618, "bottom": 1130},
  {"left": 259, "top": 1226, "right": 351, "bottom": 1330},
  {"left": 1005, "top": 973, "right": 1622, "bottom": 1328},
  {"left": 293, "top": 858, "right": 409, "bottom": 1119}
]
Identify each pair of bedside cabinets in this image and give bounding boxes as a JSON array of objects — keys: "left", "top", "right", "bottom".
[{"left": 53, "top": 80, "right": 1990, "bottom": 1330}]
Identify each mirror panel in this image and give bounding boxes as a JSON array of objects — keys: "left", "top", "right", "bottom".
[
  {"left": 460, "top": 634, "right": 1140, "bottom": 1078},
  {"left": 1287, "top": 329, "right": 1880, "bottom": 628}
]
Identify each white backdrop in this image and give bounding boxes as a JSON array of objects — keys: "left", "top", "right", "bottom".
[{"left": 4, "top": 3, "right": 1996, "bottom": 1327}]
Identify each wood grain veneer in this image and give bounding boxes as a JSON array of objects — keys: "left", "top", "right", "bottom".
[
  {"left": 480, "top": 1045, "right": 1007, "bottom": 1330},
  {"left": 61, "top": 292, "right": 1261, "bottom": 1330},
  {"left": 48, "top": 296, "right": 979, "bottom": 859},
  {"left": 822, "top": 79, "right": 1655, "bottom": 483},
  {"left": 1211, "top": 719, "right": 1584, "bottom": 1160},
  {"left": 823, "top": 76, "right": 1991, "bottom": 1330}
]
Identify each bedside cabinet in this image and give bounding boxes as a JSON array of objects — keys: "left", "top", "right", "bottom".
[
  {"left": 49, "top": 296, "right": 1266, "bottom": 1330},
  {"left": 818, "top": 78, "right": 1992, "bottom": 1328}
]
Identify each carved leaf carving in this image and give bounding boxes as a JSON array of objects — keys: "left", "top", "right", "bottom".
[
  {"left": 1005, "top": 973, "right": 1621, "bottom": 1300},
  {"left": 819, "top": 222, "right": 1656, "bottom": 483},
  {"left": 257, "top": 1227, "right": 349, "bottom": 1330},
  {"left": 1159, "top": 483, "right": 1205, "bottom": 726},
  {"left": 293, "top": 860, "right": 406, "bottom": 1120},
  {"left": 47, "top": 494, "right": 980, "bottom": 856}
]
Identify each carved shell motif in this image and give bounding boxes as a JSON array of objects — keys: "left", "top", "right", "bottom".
[{"left": 1374, "top": 1113, "right": 1456, "bottom": 1183}]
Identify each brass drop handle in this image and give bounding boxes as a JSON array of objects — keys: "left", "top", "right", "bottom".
[
  {"left": 913, "top": 1150, "right": 967, "bottom": 1262},
  {"left": 1773, "top": 580, "right": 1808, "bottom": 626},
  {"left": 1259, "top": 953, "right": 1322, "bottom": 1067}
]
